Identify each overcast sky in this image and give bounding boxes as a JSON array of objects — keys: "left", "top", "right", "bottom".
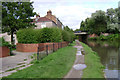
[{"left": 31, "top": 0, "right": 119, "bottom": 30}]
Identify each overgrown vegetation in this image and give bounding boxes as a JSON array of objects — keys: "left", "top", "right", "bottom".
[
  {"left": 80, "top": 42, "right": 105, "bottom": 78},
  {"left": 17, "top": 27, "right": 75, "bottom": 43},
  {"left": 4, "top": 42, "right": 77, "bottom": 78},
  {"left": 88, "top": 34, "right": 120, "bottom": 41}
]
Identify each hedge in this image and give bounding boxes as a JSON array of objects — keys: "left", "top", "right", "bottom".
[
  {"left": 62, "top": 30, "right": 71, "bottom": 42},
  {"left": 17, "top": 28, "right": 38, "bottom": 43},
  {"left": 17, "top": 27, "right": 75, "bottom": 44},
  {"left": 17, "top": 27, "right": 63, "bottom": 43}
]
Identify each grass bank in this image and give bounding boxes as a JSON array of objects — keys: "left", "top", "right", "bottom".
[
  {"left": 4, "top": 42, "right": 77, "bottom": 78},
  {"left": 80, "top": 42, "right": 105, "bottom": 78}
]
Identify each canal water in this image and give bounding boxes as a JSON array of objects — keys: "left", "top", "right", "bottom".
[{"left": 86, "top": 40, "right": 120, "bottom": 79}]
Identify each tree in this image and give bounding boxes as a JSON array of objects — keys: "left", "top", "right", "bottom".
[
  {"left": 81, "top": 10, "right": 107, "bottom": 35},
  {"left": 80, "top": 18, "right": 90, "bottom": 32},
  {"left": 106, "top": 8, "right": 119, "bottom": 33},
  {"left": 80, "top": 20, "right": 85, "bottom": 31},
  {"left": 2, "top": 2, "right": 36, "bottom": 44}
]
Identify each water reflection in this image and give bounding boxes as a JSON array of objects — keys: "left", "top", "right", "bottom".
[{"left": 87, "top": 40, "right": 119, "bottom": 78}]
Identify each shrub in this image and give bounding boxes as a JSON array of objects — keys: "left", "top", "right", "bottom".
[
  {"left": 0, "top": 37, "right": 11, "bottom": 47},
  {"left": 88, "top": 34, "right": 120, "bottom": 41},
  {"left": 99, "top": 35, "right": 107, "bottom": 40},
  {"left": 17, "top": 28, "right": 39, "bottom": 43},
  {"left": 17, "top": 27, "right": 63, "bottom": 43},
  {"left": 50, "top": 27, "right": 62, "bottom": 42},
  {"left": 62, "top": 30, "right": 71, "bottom": 42},
  {"left": 69, "top": 31, "right": 76, "bottom": 42},
  {"left": 88, "top": 37, "right": 98, "bottom": 40},
  {"left": 38, "top": 27, "right": 62, "bottom": 43}
]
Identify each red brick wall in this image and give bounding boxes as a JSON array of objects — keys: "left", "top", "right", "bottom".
[
  {"left": 16, "top": 43, "right": 44, "bottom": 52},
  {"left": 16, "top": 42, "right": 69, "bottom": 52},
  {"left": 0, "top": 46, "right": 10, "bottom": 58}
]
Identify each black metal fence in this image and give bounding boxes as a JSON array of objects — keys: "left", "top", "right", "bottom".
[{"left": 37, "top": 42, "right": 69, "bottom": 60}]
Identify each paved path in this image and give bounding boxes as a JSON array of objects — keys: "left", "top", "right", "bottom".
[
  {"left": 64, "top": 40, "right": 87, "bottom": 78},
  {"left": 0, "top": 51, "right": 35, "bottom": 77}
]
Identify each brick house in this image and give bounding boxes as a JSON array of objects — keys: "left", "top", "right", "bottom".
[{"left": 33, "top": 10, "right": 63, "bottom": 29}]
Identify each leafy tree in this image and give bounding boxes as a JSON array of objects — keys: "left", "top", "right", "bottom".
[
  {"left": 106, "top": 8, "right": 119, "bottom": 33},
  {"left": 81, "top": 10, "right": 107, "bottom": 35},
  {"left": 80, "top": 18, "right": 90, "bottom": 32},
  {"left": 2, "top": 2, "right": 36, "bottom": 44},
  {"left": 80, "top": 20, "right": 85, "bottom": 31},
  {"left": 91, "top": 10, "right": 107, "bottom": 35}
]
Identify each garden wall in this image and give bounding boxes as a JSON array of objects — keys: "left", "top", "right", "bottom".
[
  {"left": 0, "top": 46, "right": 10, "bottom": 58},
  {"left": 16, "top": 42, "right": 69, "bottom": 52}
]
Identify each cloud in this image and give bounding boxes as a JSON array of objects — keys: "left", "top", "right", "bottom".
[{"left": 31, "top": 0, "right": 119, "bottom": 30}]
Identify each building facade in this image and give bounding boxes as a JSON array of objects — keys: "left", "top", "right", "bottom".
[{"left": 33, "top": 10, "right": 63, "bottom": 29}]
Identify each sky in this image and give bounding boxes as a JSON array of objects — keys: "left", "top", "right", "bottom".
[{"left": 31, "top": 0, "right": 119, "bottom": 30}]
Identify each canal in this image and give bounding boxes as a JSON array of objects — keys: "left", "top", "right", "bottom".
[{"left": 86, "top": 40, "right": 120, "bottom": 79}]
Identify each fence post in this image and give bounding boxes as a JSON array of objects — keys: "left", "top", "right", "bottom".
[
  {"left": 46, "top": 45, "right": 48, "bottom": 55},
  {"left": 53, "top": 43, "right": 54, "bottom": 52},
  {"left": 58, "top": 43, "right": 59, "bottom": 49},
  {"left": 37, "top": 47, "right": 39, "bottom": 60},
  {"left": 61, "top": 42, "right": 62, "bottom": 48}
]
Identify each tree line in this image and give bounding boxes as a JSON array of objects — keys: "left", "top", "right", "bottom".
[{"left": 76, "top": 8, "right": 120, "bottom": 35}]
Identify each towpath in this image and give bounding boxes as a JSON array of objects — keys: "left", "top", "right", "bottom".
[{"left": 64, "top": 40, "right": 87, "bottom": 78}]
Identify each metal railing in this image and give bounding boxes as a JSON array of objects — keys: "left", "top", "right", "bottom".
[{"left": 37, "top": 42, "right": 69, "bottom": 60}]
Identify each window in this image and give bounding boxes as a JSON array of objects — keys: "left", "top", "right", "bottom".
[{"left": 41, "top": 22, "right": 46, "bottom": 28}]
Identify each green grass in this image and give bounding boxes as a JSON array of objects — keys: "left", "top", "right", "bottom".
[
  {"left": 4, "top": 42, "right": 77, "bottom": 78},
  {"left": 80, "top": 42, "right": 105, "bottom": 78}
]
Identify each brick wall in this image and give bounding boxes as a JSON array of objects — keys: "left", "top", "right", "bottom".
[
  {"left": 16, "top": 42, "right": 69, "bottom": 52},
  {"left": 16, "top": 43, "right": 44, "bottom": 52},
  {"left": 0, "top": 46, "right": 10, "bottom": 58}
]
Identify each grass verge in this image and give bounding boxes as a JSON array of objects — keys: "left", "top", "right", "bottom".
[
  {"left": 4, "top": 42, "right": 77, "bottom": 78},
  {"left": 80, "top": 42, "right": 105, "bottom": 78}
]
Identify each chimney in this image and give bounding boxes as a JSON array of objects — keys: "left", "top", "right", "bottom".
[{"left": 47, "top": 10, "right": 52, "bottom": 16}]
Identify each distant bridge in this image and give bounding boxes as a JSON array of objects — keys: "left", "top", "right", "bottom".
[
  {"left": 74, "top": 32, "right": 88, "bottom": 35},
  {"left": 74, "top": 31, "right": 88, "bottom": 43}
]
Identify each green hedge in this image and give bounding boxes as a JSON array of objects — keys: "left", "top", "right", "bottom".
[
  {"left": 17, "top": 27, "right": 75, "bottom": 44},
  {"left": 62, "top": 30, "right": 71, "bottom": 42},
  {"left": 0, "top": 37, "right": 11, "bottom": 47},
  {"left": 17, "top": 28, "right": 38, "bottom": 43},
  {"left": 17, "top": 27, "right": 63, "bottom": 43},
  {"left": 39, "top": 27, "right": 62, "bottom": 43}
]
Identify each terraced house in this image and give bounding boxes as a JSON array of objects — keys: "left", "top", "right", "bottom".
[{"left": 33, "top": 10, "right": 63, "bottom": 29}]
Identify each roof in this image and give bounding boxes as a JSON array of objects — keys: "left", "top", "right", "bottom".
[
  {"left": 32, "top": 17, "right": 57, "bottom": 25},
  {"left": 37, "top": 17, "right": 52, "bottom": 22},
  {"left": 33, "top": 17, "right": 53, "bottom": 23}
]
